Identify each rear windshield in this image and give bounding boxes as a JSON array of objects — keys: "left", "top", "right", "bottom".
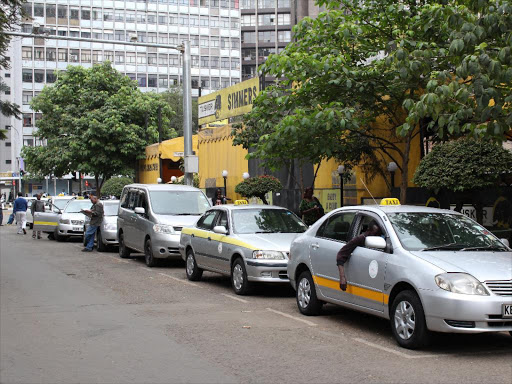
[
  {"left": 104, "top": 203, "right": 119, "bottom": 216},
  {"left": 149, "top": 191, "right": 210, "bottom": 215}
]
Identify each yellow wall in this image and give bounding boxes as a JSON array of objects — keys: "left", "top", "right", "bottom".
[{"left": 198, "top": 124, "right": 249, "bottom": 201}]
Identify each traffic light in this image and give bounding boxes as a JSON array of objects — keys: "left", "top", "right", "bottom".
[{"left": 85, "top": 181, "right": 89, "bottom": 187}]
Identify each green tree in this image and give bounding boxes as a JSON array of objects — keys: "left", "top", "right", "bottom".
[
  {"left": 22, "top": 63, "right": 176, "bottom": 196},
  {"left": 235, "top": 0, "right": 512, "bottom": 202},
  {"left": 235, "top": 175, "right": 283, "bottom": 205},
  {"left": 0, "top": 0, "right": 24, "bottom": 140},
  {"left": 413, "top": 138, "right": 512, "bottom": 223},
  {"left": 161, "top": 86, "right": 199, "bottom": 136},
  {"left": 100, "top": 176, "right": 134, "bottom": 198}
]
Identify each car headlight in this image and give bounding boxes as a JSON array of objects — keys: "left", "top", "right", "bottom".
[
  {"left": 435, "top": 273, "right": 489, "bottom": 296},
  {"left": 59, "top": 219, "right": 70, "bottom": 224},
  {"left": 104, "top": 223, "right": 117, "bottom": 231},
  {"left": 153, "top": 224, "right": 175, "bottom": 234},
  {"left": 252, "top": 250, "right": 286, "bottom": 260}
]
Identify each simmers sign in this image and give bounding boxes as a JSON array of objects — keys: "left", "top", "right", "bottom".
[{"left": 198, "top": 77, "right": 259, "bottom": 125}]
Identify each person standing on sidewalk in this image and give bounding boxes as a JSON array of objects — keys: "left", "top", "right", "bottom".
[
  {"left": 13, "top": 192, "right": 28, "bottom": 235},
  {"left": 81, "top": 194, "right": 104, "bottom": 252},
  {"left": 30, "top": 194, "right": 45, "bottom": 239}
]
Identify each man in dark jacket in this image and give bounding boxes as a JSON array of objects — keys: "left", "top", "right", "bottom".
[
  {"left": 13, "top": 192, "right": 28, "bottom": 235},
  {"left": 336, "top": 220, "right": 382, "bottom": 291},
  {"left": 81, "top": 194, "right": 104, "bottom": 252},
  {"left": 31, "top": 194, "right": 45, "bottom": 239}
]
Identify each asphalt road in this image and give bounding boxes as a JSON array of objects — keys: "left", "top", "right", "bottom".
[{"left": 1, "top": 225, "right": 511, "bottom": 384}]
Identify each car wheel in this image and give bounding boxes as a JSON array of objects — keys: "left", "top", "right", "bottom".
[
  {"left": 118, "top": 232, "right": 131, "bottom": 259},
  {"left": 231, "top": 257, "right": 251, "bottom": 295},
  {"left": 55, "top": 232, "right": 66, "bottom": 242},
  {"left": 144, "top": 238, "right": 158, "bottom": 267},
  {"left": 29, "top": 223, "right": 33, "bottom": 230},
  {"left": 296, "top": 270, "right": 322, "bottom": 316},
  {"left": 390, "top": 290, "right": 431, "bottom": 349},
  {"left": 185, "top": 249, "right": 203, "bottom": 281},
  {"left": 96, "top": 230, "right": 106, "bottom": 252}
]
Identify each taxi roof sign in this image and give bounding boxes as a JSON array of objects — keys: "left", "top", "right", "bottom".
[
  {"left": 380, "top": 198, "right": 400, "bottom": 206},
  {"left": 235, "top": 199, "right": 248, "bottom": 205}
]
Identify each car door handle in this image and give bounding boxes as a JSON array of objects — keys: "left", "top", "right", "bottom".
[
  {"left": 208, "top": 237, "right": 211, "bottom": 241},
  {"left": 311, "top": 243, "right": 320, "bottom": 249},
  {"left": 191, "top": 234, "right": 195, "bottom": 238}
]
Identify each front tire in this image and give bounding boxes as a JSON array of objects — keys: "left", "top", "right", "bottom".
[
  {"left": 231, "top": 258, "right": 251, "bottom": 295},
  {"left": 296, "top": 271, "right": 322, "bottom": 316},
  {"left": 145, "top": 238, "right": 158, "bottom": 267},
  {"left": 96, "top": 230, "right": 106, "bottom": 252},
  {"left": 55, "top": 231, "right": 66, "bottom": 242},
  {"left": 185, "top": 249, "right": 203, "bottom": 281},
  {"left": 118, "top": 232, "right": 131, "bottom": 259},
  {"left": 390, "top": 290, "right": 431, "bottom": 349}
]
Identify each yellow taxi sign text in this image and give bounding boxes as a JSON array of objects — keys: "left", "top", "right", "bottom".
[
  {"left": 77, "top": 196, "right": 85, "bottom": 200},
  {"left": 235, "top": 199, "right": 248, "bottom": 205},
  {"left": 380, "top": 198, "right": 400, "bottom": 206}
]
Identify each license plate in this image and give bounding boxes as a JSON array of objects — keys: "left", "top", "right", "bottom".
[
  {"left": 503, "top": 304, "right": 512, "bottom": 318},
  {"left": 73, "top": 227, "right": 81, "bottom": 231}
]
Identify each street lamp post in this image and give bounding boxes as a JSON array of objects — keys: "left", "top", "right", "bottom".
[
  {"left": 337, "top": 165, "right": 345, "bottom": 208},
  {"left": 222, "top": 170, "right": 228, "bottom": 196},
  {"left": 387, "top": 162, "right": 398, "bottom": 190}
]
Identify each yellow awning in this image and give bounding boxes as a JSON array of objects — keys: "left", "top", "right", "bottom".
[{"left": 145, "top": 135, "right": 199, "bottom": 162}]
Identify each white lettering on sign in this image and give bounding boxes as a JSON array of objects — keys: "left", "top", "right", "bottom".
[
  {"left": 198, "top": 100, "right": 216, "bottom": 118},
  {"left": 450, "top": 205, "right": 492, "bottom": 226},
  {"left": 173, "top": 152, "right": 184, "bottom": 157}
]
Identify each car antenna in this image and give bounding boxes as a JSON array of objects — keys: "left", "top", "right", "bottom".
[{"left": 359, "top": 177, "right": 378, "bottom": 205}]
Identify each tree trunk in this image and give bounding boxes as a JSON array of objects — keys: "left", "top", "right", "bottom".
[
  {"left": 259, "top": 194, "right": 269, "bottom": 205},
  {"left": 473, "top": 200, "right": 484, "bottom": 225},
  {"left": 95, "top": 175, "right": 100, "bottom": 197},
  {"left": 399, "top": 133, "right": 412, "bottom": 204}
]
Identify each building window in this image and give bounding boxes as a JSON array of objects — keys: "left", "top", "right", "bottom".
[
  {"left": 242, "top": 15, "right": 255, "bottom": 26},
  {"left": 22, "top": 2, "right": 32, "bottom": 17},
  {"left": 158, "top": 54, "right": 168, "bottom": 66},
  {"left": 24, "top": 138, "right": 34, "bottom": 147},
  {"left": 58, "top": 29, "right": 67, "bottom": 36},
  {"left": 232, "top": 38, "right": 240, "bottom": 49},
  {"left": 46, "top": 71, "right": 57, "bottom": 83},
  {"left": 114, "top": 11, "right": 124, "bottom": 21},
  {"left": 137, "top": 13, "right": 146, "bottom": 23},
  {"left": 70, "top": 7, "right": 79, "bottom": 21},
  {"left": 137, "top": 54, "right": 147, "bottom": 65},
  {"left": 221, "top": 78, "right": 230, "bottom": 88},
  {"left": 115, "top": 30, "right": 125, "bottom": 41},
  {"left": 201, "top": 78, "right": 210, "bottom": 88},
  {"left": 81, "top": 50, "right": 92, "bottom": 63},
  {"left": 169, "top": 14, "right": 178, "bottom": 24},
  {"left": 69, "top": 30, "right": 79, "bottom": 37},
  {"left": 22, "top": 47, "right": 32, "bottom": 60},
  {"left": 159, "top": 75, "right": 168, "bottom": 88},
  {"left": 34, "top": 47, "right": 44, "bottom": 61},
  {"left": 169, "top": 55, "right": 179, "bottom": 66},
  {"left": 81, "top": 8, "right": 90, "bottom": 20},
  {"left": 277, "top": 0, "right": 290, "bottom": 7},
  {"left": 92, "top": 8, "right": 102, "bottom": 21},
  {"left": 258, "top": 0, "right": 275, "bottom": 8},
  {"left": 22, "top": 69, "right": 32, "bottom": 82},
  {"left": 137, "top": 74, "right": 147, "bottom": 87},
  {"left": 242, "top": 48, "right": 256, "bottom": 61},
  {"left": 232, "top": 18, "right": 239, "bottom": 29},
  {"left": 115, "top": 52, "right": 125, "bottom": 64},
  {"left": 104, "top": 31, "right": 114, "bottom": 40},
  {"left": 190, "top": 16, "right": 199, "bottom": 26},
  {"left": 211, "top": 78, "right": 220, "bottom": 89},
  {"left": 46, "top": 4, "right": 56, "bottom": 18},
  {"left": 210, "top": 37, "right": 219, "bottom": 48},
  {"left": 92, "top": 31, "right": 102, "bottom": 39},
  {"left": 210, "top": 57, "right": 219, "bottom": 68},
  {"left": 57, "top": 5, "right": 68, "bottom": 19},
  {"left": 210, "top": 17, "right": 219, "bottom": 28},
  {"left": 127, "top": 73, "right": 136, "bottom": 82},
  {"left": 126, "top": 11, "right": 135, "bottom": 22},
  {"left": 46, "top": 48, "right": 56, "bottom": 61},
  {"left": 34, "top": 70, "right": 44, "bottom": 83},
  {"left": 258, "top": 14, "right": 275, "bottom": 26},
  {"left": 242, "top": 31, "right": 256, "bottom": 44},
  {"left": 191, "top": 35, "right": 199, "bottom": 47},
  {"left": 148, "top": 74, "right": 158, "bottom": 88},
  {"left": 23, "top": 114, "right": 33, "bottom": 127},
  {"left": 70, "top": 49, "right": 79, "bottom": 62},
  {"left": 278, "top": 13, "right": 290, "bottom": 25},
  {"left": 125, "top": 52, "right": 135, "bottom": 64},
  {"left": 147, "top": 12, "right": 156, "bottom": 24},
  {"left": 148, "top": 53, "right": 157, "bottom": 65},
  {"left": 92, "top": 51, "right": 103, "bottom": 63},
  {"left": 6, "top": 160, "right": 12, "bottom": 165},
  {"left": 231, "top": 58, "right": 240, "bottom": 69},
  {"left": 104, "top": 51, "right": 114, "bottom": 62},
  {"left": 278, "top": 30, "right": 291, "bottom": 43},
  {"left": 221, "top": 57, "right": 230, "bottom": 69},
  {"left": 191, "top": 55, "right": 199, "bottom": 67},
  {"left": 200, "top": 16, "right": 208, "bottom": 27},
  {"left": 258, "top": 30, "right": 275, "bottom": 43},
  {"left": 148, "top": 32, "right": 157, "bottom": 43},
  {"left": 58, "top": 48, "right": 67, "bottom": 62},
  {"left": 169, "top": 35, "right": 178, "bottom": 45},
  {"left": 200, "top": 56, "right": 209, "bottom": 67},
  {"left": 34, "top": 3, "right": 44, "bottom": 17},
  {"left": 200, "top": 0, "right": 209, "bottom": 6},
  {"left": 5, "top": 142, "right": 11, "bottom": 147},
  {"left": 220, "top": 17, "right": 230, "bottom": 28},
  {"left": 22, "top": 91, "right": 33, "bottom": 104}
]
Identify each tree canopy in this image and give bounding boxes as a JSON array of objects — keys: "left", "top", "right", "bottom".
[
  {"left": 100, "top": 177, "right": 134, "bottom": 198},
  {"left": 235, "top": 175, "right": 283, "bottom": 205},
  {"left": 22, "top": 63, "right": 176, "bottom": 195},
  {"left": 234, "top": 0, "right": 512, "bottom": 202},
  {"left": 161, "top": 86, "right": 199, "bottom": 136}
]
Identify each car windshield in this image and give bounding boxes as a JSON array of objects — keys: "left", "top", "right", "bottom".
[
  {"left": 53, "top": 199, "right": 73, "bottom": 210},
  {"left": 104, "top": 203, "right": 119, "bottom": 216},
  {"left": 387, "top": 212, "right": 508, "bottom": 251},
  {"left": 149, "top": 191, "right": 210, "bottom": 215},
  {"left": 64, "top": 200, "right": 92, "bottom": 213},
  {"left": 232, "top": 209, "right": 307, "bottom": 234}
]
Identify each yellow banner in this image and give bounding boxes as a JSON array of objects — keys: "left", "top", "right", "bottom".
[
  {"left": 198, "top": 77, "right": 259, "bottom": 125},
  {"left": 317, "top": 189, "right": 341, "bottom": 213}
]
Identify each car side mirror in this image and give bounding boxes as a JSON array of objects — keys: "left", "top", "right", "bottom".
[
  {"left": 365, "top": 236, "right": 387, "bottom": 250},
  {"left": 500, "top": 238, "right": 510, "bottom": 248},
  {"left": 134, "top": 207, "right": 145, "bottom": 215},
  {"left": 213, "top": 225, "right": 228, "bottom": 235}
]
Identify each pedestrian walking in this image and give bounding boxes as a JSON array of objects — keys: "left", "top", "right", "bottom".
[
  {"left": 80, "top": 194, "right": 104, "bottom": 252},
  {"left": 13, "top": 192, "right": 28, "bottom": 235},
  {"left": 30, "top": 193, "right": 45, "bottom": 239},
  {"left": 299, "top": 187, "right": 324, "bottom": 226}
]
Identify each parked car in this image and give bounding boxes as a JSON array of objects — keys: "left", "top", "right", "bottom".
[
  {"left": 287, "top": 200, "right": 512, "bottom": 349},
  {"left": 83, "top": 200, "right": 120, "bottom": 251},
  {"left": 117, "top": 184, "right": 211, "bottom": 267},
  {"left": 180, "top": 205, "right": 308, "bottom": 295},
  {"left": 33, "top": 197, "right": 85, "bottom": 241},
  {"left": 54, "top": 199, "right": 93, "bottom": 241}
]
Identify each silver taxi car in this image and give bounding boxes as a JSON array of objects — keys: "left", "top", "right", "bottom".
[
  {"left": 287, "top": 200, "right": 512, "bottom": 349},
  {"left": 180, "top": 205, "right": 307, "bottom": 295},
  {"left": 83, "top": 200, "right": 120, "bottom": 251}
]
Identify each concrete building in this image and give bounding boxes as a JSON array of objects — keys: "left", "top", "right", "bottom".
[{"left": 2, "top": 0, "right": 242, "bottom": 195}]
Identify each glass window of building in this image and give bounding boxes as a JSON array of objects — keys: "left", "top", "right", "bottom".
[
  {"left": 211, "top": 16, "right": 219, "bottom": 27},
  {"left": 210, "top": 0, "right": 219, "bottom": 6},
  {"left": 148, "top": 74, "right": 158, "bottom": 87},
  {"left": 277, "top": 0, "right": 290, "bottom": 7},
  {"left": 241, "top": 0, "right": 255, "bottom": 9},
  {"left": 159, "top": 75, "right": 168, "bottom": 88},
  {"left": 232, "top": 18, "right": 239, "bottom": 29},
  {"left": 241, "top": 15, "right": 255, "bottom": 26},
  {"left": 115, "top": 52, "right": 125, "bottom": 64},
  {"left": 136, "top": 13, "right": 146, "bottom": 23},
  {"left": 242, "top": 48, "right": 256, "bottom": 61},
  {"left": 200, "top": 16, "right": 208, "bottom": 27},
  {"left": 258, "top": 14, "right": 276, "bottom": 26},
  {"left": 191, "top": 77, "right": 199, "bottom": 88},
  {"left": 69, "top": 30, "right": 79, "bottom": 37},
  {"left": 278, "top": 30, "right": 291, "bottom": 42},
  {"left": 200, "top": 56, "right": 209, "bottom": 67},
  {"left": 104, "top": 51, "right": 114, "bottom": 61},
  {"left": 220, "top": 0, "right": 229, "bottom": 8},
  {"left": 81, "top": 8, "right": 90, "bottom": 20},
  {"left": 46, "top": 48, "right": 56, "bottom": 61},
  {"left": 148, "top": 32, "right": 157, "bottom": 43},
  {"left": 34, "top": 69, "right": 44, "bottom": 83},
  {"left": 148, "top": 53, "right": 157, "bottom": 65},
  {"left": 258, "top": 0, "right": 275, "bottom": 8},
  {"left": 210, "top": 57, "right": 219, "bottom": 68},
  {"left": 169, "top": 35, "right": 178, "bottom": 45},
  {"left": 231, "top": 58, "right": 240, "bottom": 69},
  {"left": 34, "top": 3, "right": 44, "bottom": 17},
  {"left": 92, "top": 8, "right": 102, "bottom": 21},
  {"left": 179, "top": 16, "right": 188, "bottom": 25},
  {"left": 200, "top": 0, "right": 209, "bottom": 6},
  {"left": 81, "top": 31, "right": 91, "bottom": 38},
  {"left": 221, "top": 37, "right": 229, "bottom": 49},
  {"left": 258, "top": 30, "right": 275, "bottom": 43},
  {"left": 126, "top": 11, "right": 135, "bottom": 22},
  {"left": 220, "top": 17, "right": 230, "bottom": 28},
  {"left": 46, "top": 4, "right": 56, "bottom": 19},
  {"left": 169, "top": 14, "right": 178, "bottom": 24},
  {"left": 92, "top": 51, "right": 103, "bottom": 63},
  {"left": 24, "top": 138, "right": 34, "bottom": 147},
  {"left": 70, "top": 7, "right": 79, "bottom": 21},
  {"left": 115, "top": 30, "right": 125, "bottom": 41},
  {"left": 57, "top": 29, "right": 67, "bottom": 36},
  {"left": 57, "top": 5, "right": 68, "bottom": 19},
  {"left": 258, "top": 47, "right": 275, "bottom": 59},
  {"left": 22, "top": 3, "right": 32, "bottom": 17},
  {"left": 192, "top": 55, "right": 199, "bottom": 67},
  {"left": 232, "top": 38, "right": 240, "bottom": 49},
  {"left": 278, "top": 13, "right": 290, "bottom": 25},
  {"left": 22, "top": 47, "right": 32, "bottom": 60},
  {"left": 211, "top": 78, "right": 220, "bottom": 89},
  {"left": 126, "top": 52, "right": 136, "bottom": 64},
  {"left": 46, "top": 71, "right": 57, "bottom": 83},
  {"left": 92, "top": 31, "right": 102, "bottom": 39},
  {"left": 158, "top": 14, "right": 167, "bottom": 24},
  {"left": 191, "top": 35, "right": 199, "bottom": 46},
  {"left": 158, "top": 33, "right": 168, "bottom": 44},
  {"left": 23, "top": 114, "right": 33, "bottom": 127},
  {"left": 22, "top": 91, "right": 33, "bottom": 105},
  {"left": 137, "top": 74, "right": 147, "bottom": 87},
  {"left": 22, "top": 24, "right": 32, "bottom": 33},
  {"left": 242, "top": 31, "right": 256, "bottom": 43},
  {"left": 190, "top": 16, "right": 199, "bottom": 26},
  {"left": 201, "top": 78, "right": 210, "bottom": 88},
  {"left": 115, "top": 11, "right": 124, "bottom": 21},
  {"left": 169, "top": 55, "right": 179, "bottom": 65},
  {"left": 34, "top": 47, "right": 44, "bottom": 61},
  {"left": 58, "top": 48, "right": 67, "bottom": 61},
  {"left": 137, "top": 32, "right": 146, "bottom": 42},
  {"left": 221, "top": 57, "right": 230, "bottom": 69},
  {"left": 211, "top": 37, "right": 219, "bottom": 48},
  {"left": 137, "top": 54, "right": 147, "bottom": 64},
  {"left": 70, "top": 49, "right": 79, "bottom": 62},
  {"left": 158, "top": 54, "right": 168, "bottom": 65},
  {"left": 81, "top": 50, "right": 92, "bottom": 63},
  {"left": 104, "top": 10, "right": 114, "bottom": 21},
  {"left": 221, "top": 78, "right": 230, "bottom": 88},
  {"left": 147, "top": 12, "right": 156, "bottom": 24},
  {"left": 127, "top": 73, "right": 136, "bottom": 81}
]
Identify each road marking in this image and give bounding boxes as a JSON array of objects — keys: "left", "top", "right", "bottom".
[
  {"left": 158, "top": 273, "right": 200, "bottom": 287},
  {"left": 266, "top": 308, "right": 317, "bottom": 327},
  {"left": 352, "top": 338, "right": 441, "bottom": 359},
  {"left": 221, "top": 293, "right": 249, "bottom": 303}
]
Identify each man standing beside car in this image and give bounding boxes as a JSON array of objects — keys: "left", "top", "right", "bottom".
[
  {"left": 13, "top": 192, "right": 28, "bottom": 235},
  {"left": 31, "top": 193, "right": 45, "bottom": 239},
  {"left": 81, "top": 194, "right": 104, "bottom": 252}
]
